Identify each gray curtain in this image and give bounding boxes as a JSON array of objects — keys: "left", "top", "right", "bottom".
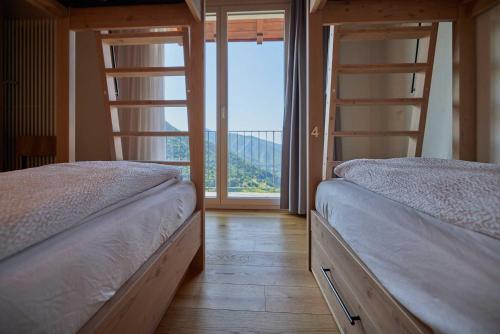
[{"left": 281, "top": 0, "right": 307, "bottom": 214}]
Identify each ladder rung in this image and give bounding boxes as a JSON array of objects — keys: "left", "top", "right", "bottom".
[
  {"left": 337, "top": 63, "right": 429, "bottom": 74},
  {"left": 114, "top": 131, "right": 189, "bottom": 137},
  {"left": 129, "top": 160, "right": 190, "bottom": 166},
  {"left": 335, "top": 98, "right": 424, "bottom": 106},
  {"left": 109, "top": 100, "right": 187, "bottom": 108},
  {"left": 337, "top": 26, "right": 433, "bottom": 41},
  {"left": 333, "top": 131, "right": 420, "bottom": 137},
  {"left": 105, "top": 67, "right": 185, "bottom": 78},
  {"left": 101, "top": 31, "right": 184, "bottom": 46}
]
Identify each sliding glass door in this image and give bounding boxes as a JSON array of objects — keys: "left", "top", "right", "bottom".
[{"left": 205, "top": 3, "right": 288, "bottom": 209}]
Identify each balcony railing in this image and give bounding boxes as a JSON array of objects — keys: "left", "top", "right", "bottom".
[{"left": 205, "top": 130, "right": 282, "bottom": 196}]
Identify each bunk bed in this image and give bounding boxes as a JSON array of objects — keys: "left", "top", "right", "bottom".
[
  {"left": 0, "top": 1, "right": 205, "bottom": 333},
  {"left": 307, "top": 1, "right": 500, "bottom": 333}
]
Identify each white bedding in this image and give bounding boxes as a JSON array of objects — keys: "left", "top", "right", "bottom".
[
  {"left": 0, "top": 180, "right": 196, "bottom": 334},
  {"left": 316, "top": 179, "right": 500, "bottom": 334},
  {"left": 335, "top": 158, "right": 500, "bottom": 239},
  {"left": 0, "top": 161, "right": 181, "bottom": 260}
]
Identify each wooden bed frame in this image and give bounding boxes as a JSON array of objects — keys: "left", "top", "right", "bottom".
[
  {"left": 27, "top": 0, "right": 207, "bottom": 332},
  {"left": 79, "top": 212, "right": 202, "bottom": 334},
  {"left": 311, "top": 210, "right": 432, "bottom": 334},
  {"left": 306, "top": 0, "right": 498, "bottom": 333}
]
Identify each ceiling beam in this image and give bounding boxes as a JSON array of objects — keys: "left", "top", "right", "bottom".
[
  {"left": 321, "top": 0, "right": 459, "bottom": 25},
  {"left": 26, "top": 0, "right": 68, "bottom": 17},
  {"left": 467, "top": 0, "right": 500, "bottom": 17},
  {"left": 69, "top": 3, "right": 194, "bottom": 31},
  {"left": 310, "top": 0, "right": 327, "bottom": 13},
  {"left": 185, "top": 0, "right": 202, "bottom": 22}
]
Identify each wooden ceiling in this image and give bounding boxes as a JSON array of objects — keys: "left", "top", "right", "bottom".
[
  {"left": 205, "top": 18, "right": 284, "bottom": 43},
  {"left": 19, "top": 0, "right": 201, "bottom": 21}
]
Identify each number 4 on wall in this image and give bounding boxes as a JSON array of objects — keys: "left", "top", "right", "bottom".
[{"left": 311, "top": 126, "right": 320, "bottom": 138}]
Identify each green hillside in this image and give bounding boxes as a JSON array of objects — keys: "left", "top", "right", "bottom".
[{"left": 165, "top": 122, "right": 280, "bottom": 193}]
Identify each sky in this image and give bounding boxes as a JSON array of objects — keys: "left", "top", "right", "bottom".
[{"left": 163, "top": 40, "right": 285, "bottom": 134}]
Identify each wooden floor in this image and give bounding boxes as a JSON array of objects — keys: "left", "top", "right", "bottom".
[{"left": 156, "top": 210, "right": 339, "bottom": 333}]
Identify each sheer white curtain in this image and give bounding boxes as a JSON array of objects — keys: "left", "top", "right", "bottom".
[{"left": 115, "top": 43, "right": 166, "bottom": 161}]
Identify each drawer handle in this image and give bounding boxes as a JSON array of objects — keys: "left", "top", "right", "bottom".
[{"left": 321, "top": 267, "right": 361, "bottom": 325}]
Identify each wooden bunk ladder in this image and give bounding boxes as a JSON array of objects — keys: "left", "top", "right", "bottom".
[
  {"left": 323, "top": 23, "right": 439, "bottom": 179},
  {"left": 95, "top": 29, "right": 192, "bottom": 166}
]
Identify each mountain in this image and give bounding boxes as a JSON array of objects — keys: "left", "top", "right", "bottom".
[
  {"left": 165, "top": 121, "right": 281, "bottom": 193},
  {"left": 227, "top": 131, "right": 282, "bottom": 172}
]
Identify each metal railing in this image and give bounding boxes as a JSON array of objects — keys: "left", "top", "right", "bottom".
[{"left": 205, "top": 130, "right": 282, "bottom": 194}]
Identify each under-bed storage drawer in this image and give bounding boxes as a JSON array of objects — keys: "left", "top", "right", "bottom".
[
  {"left": 311, "top": 221, "right": 366, "bottom": 334},
  {"left": 311, "top": 210, "right": 431, "bottom": 334}
]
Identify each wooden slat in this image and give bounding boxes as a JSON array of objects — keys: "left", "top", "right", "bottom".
[
  {"left": 105, "top": 67, "right": 185, "bottom": 78},
  {"left": 130, "top": 160, "right": 190, "bottom": 166},
  {"left": 114, "top": 131, "right": 189, "bottom": 137},
  {"left": 100, "top": 31, "right": 184, "bottom": 46},
  {"left": 323, "top": 27, "right": 339, "bottom": 180},
  {"left": 70, "top": 4, "right": 194, "bottom": 30},
  {"left": 337, "top": 63, "right": 429, "bottom": 74},
  {"left": 5, "top": 20, "right": 58, "bottom": 169},
  {"left": 307, "top": 9, "right": 324, "bottom": 270},
  {"left": 413, "top": 23, "right": 439, "bottom": 156},
  {"left": 453, "top": 4, "right": 477, "bottom": 161},
  {"left": 55, "top": 17, "right": 70, "bottom": 163},
  {"left": 332, "top": 131, "right": 420, "bottom": 137},
  {"left": 335, "top": 98, "right": 424, "bottom": 106},
  {"left": 109, "top": 100, "right": 187, "bottom": 108},
  {"left": 337, "top": 26, "right": 433, "bottom": 40},
  {"left": 184, "top": 21, "right": 206, "bottom": 273},
  {"left": 321, "top": 0, "right": 459, "bottom": 25}
]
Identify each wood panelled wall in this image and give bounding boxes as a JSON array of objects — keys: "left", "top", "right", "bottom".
[{"left": 2, "top": 19, "right": 56, "bottom": 170}]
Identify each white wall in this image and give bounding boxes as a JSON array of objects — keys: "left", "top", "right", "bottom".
[
  {"left": 476, "top": 4, "right": 500, "bottom": 163},
  {"left": 422, "top": 22, "right": 453, "bottom": 158}
]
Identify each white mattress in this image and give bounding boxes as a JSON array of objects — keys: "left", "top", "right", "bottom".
[
  {"left": 0, "top": 180, "right": 196, "bottom": 334},
  {"left": 316, "top": 179, "right": 500, "bottom": 334}
]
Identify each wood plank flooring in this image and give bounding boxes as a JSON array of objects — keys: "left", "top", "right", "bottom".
[{"left": 156, "top": 210, "right": 338, "bottom": 334}]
